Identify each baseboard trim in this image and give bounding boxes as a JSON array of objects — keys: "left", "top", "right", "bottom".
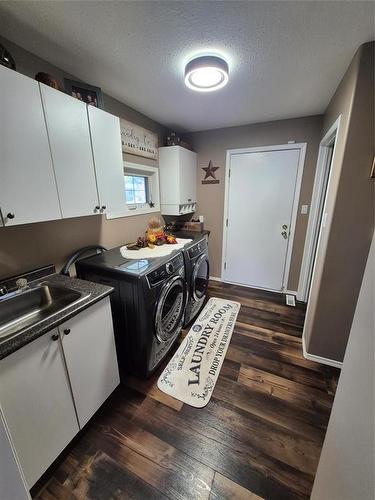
[
  {"left": 302, "top": 335, "right": 343, "bottom": 369},
  {"left": 209, "top": 276, "right": 222, "bottom": 282},
  {"left": 284, "top": 289, "right": 298, "bottom": 296}
]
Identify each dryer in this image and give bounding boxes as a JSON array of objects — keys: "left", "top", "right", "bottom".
[
  {"left": 182, "top": 235, "right": 210, "bottom": 327},
  {"left": 76, "top": 247, "right": 187, "bottom": 379}
]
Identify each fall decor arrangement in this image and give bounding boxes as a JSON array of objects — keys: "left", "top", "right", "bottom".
[{"left": 127, "top": 218, "right": 177, "bottom": 250}]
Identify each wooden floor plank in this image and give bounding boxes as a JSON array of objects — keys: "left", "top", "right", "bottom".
[
  {"left": 32, "top": 280, "right": 339, "bottom": 500},
  {"left": 210, "top": 472, "right": 265, "bottom": 500},
  {"left": 238, "top": 364, "right": 334, "bottom": 412}
]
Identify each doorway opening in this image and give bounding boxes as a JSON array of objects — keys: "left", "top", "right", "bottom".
[{"left": 297, "top": 115, "right": 341, "bottom": 302}]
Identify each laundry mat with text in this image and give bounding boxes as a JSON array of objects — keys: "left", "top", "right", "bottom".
[{"left": 157, "top": 297, "right": 241, "bottom": 407}]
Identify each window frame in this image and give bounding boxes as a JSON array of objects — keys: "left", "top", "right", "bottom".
[
  {"left": 106, "top": 162, "right": 160, "bottom": 219},
  {"left": 124, "top": 173, "right": 149, "bottom": 208}
]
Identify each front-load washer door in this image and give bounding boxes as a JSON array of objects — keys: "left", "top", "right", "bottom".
[
  {"left": 155, "top": 276, "right": 187, "bottom": 342},
  {"left": 192, "top": 254, "right": 210, "bottom": 301}
]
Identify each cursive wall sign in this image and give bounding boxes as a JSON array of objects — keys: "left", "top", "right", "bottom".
[{"left": 120, "top": 119, "right": 158, "bottom": 160}]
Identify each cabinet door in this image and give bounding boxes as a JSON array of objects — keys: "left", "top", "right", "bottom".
[
  {"left": 60, "top": 297, "right": 119, "bottom": 428},
  {"left": 0, "top": 66, "right": 61, "bottom": 226},
  {"left": 159, "top": 146, "right": 180, "bottom": 205},
  {"left": 0, "top": 330, "right": 79, "bottom": 488},
  {"left": 0, "top": 410, "right": 30, "bottom": 500},
  {"left": 88, "top": 106, "right": 125, "bottom": 213},
  {"left": 179, "top": 148, "right": 197, "bottom": 204},
  {"left": 40, "top": 84, "right": 99, "bottom": 218}
]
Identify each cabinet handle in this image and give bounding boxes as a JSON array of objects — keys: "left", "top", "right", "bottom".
[
  {"left": 6, "top": 213, "right": 15, "bottom": 219},
  {"left": 101, "top": 205, "right": 106, "bottom": 211},
  {"left": 51, "top": 333, "right": 59, "bottom": 341},
  {"left": 63, "top": 328, "right": 71, "bottom": 335},
  {"left": 94, "top": 205, "right": 100, "bottom": 213},
  {"left": 188, "top": 199, "right": 192, "bottom": 202}
]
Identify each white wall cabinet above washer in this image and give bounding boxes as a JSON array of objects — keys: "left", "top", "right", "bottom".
[
  {"left": 0, "top": 65, "right": 62, "bottom": 226},
  {"left": 40, "top": 84, "right": 100, "bottom": 218},
  {"left": 87, "top": 106, "right": 126, "bottom": 214},
  {"left": 159, "top": 146, "right": 197, "bottom": 216}
]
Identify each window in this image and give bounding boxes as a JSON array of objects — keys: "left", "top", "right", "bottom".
[
  {"left": 124, "top": 174, "right": 148, "bottom": 205},
  {"left": 106, "top": 162, "right": 160, "bottom": 219}
]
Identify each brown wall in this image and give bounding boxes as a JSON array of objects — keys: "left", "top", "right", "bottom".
[
  {"left": 0, "top": 36, "right": 167, "bottom": 279},
  {"left": 183, "top": 115, "right": 323, "bottom": 290},
  {"left": 304, "top": 42, "right": 374, "bottom": 362}
]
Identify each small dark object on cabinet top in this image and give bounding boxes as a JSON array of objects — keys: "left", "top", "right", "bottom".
[
  {"left": 0, "top": 43, "right": 16, "bottom": 70},
  {"left": 35, "top": 72, "right": 62, "bottom": 90}
]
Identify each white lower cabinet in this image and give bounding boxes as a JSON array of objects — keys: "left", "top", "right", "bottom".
[
  {"left": 59, "top": 297, "right": 120, "bottom": 428},
  {"left": 0, "top": 408, "right": 31, "bottom": 500},
  {"left": 0, "top": 329, "right": 79, "bottom": 488},
  {"left": 0, "top": 297, "right": 119, "bottom": 489}
]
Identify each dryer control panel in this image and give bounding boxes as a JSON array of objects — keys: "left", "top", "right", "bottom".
[
  {"left": 188, "top": 239, "right": 208, "bottom": 258},
  {"left": 147, "top": 253, "right": 184, "bottom": 287}
]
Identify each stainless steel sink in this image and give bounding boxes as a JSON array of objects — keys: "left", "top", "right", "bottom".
[{"left": 0, "top": 283, "right": 90, "bottom": 341}]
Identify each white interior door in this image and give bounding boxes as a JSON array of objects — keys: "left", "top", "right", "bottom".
[{"left": 224, "top": 148, "right": 301, "bottom": 291}]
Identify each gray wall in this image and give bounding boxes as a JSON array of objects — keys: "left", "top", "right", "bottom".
[
  {"left": 304, "top": 42, "right": 374, "bottom": 362},
  {"left": 0, "top": 36, "right": 168, "bottom": 279},
  {"left": 183, "top": 115, "right": 323, "bottom": 290},
  {"left": 311, "top": 227, "right": 374, "bottom": 500}
]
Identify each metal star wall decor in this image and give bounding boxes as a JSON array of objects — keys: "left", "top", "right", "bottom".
[{"left": 202, "top": 160, "right": 220, "bottom": 185}]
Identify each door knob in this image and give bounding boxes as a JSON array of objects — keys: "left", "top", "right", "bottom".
[
  {"left": 51, "top": 333, "right": 59, "bottom": 341},
  {"left": 6, "top": 213, "right": 15, "bottom": 219},
  {"left": 282, "top": 224, "right": 288, "bottom": 230},
  {"left": 63, "top": 329, "right": 71, "bottom": 335},
  {"left": 101, "top": 205, "right": 106, "bottom": 212},
  {"left": 281, "top": 231, "right": 288, "bottom": 239},
  {"left": 94, "top": 205, "right": 100, "bottom": 213}
]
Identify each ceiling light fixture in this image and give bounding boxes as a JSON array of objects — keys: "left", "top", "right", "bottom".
[{"left": 184, "top": 55, "right": 229, "bottom": 92}]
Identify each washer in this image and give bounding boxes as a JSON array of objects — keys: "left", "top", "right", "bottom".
[
  {"left": 76, "top": 247, "right": 187, "bottom": 379},
  {"left": 182, "top": 235, "right": 210, "bottom": 327}
]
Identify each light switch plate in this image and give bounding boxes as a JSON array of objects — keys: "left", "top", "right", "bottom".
[{"left": 301, "top": 204, "right": 309, "bottom": 214}]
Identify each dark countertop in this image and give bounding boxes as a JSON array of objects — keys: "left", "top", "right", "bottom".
[
  {"left": 174, "top": 229, "right": 210, "bottom": 241},
  {"left": 0, "top": 273, "right": 113, "bottom": 361}
]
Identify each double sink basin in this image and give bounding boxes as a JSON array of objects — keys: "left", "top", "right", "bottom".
[{"left": 0, "top": 282, "right": 90, "bottom": 342}]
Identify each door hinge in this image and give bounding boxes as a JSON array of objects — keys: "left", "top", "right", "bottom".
[
  {"left": 224, "top": 262, "right": 227, "bottom": 270},
  {"left": 226, "top": 218, "right": 228, "bottom": 227},
  {"left": 228, "top": 169, "right": 231, "bottom": 178}
]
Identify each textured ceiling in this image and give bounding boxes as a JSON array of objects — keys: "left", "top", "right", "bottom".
[{"left": 0, "top": 1, "right": 373, "bottom": 132}]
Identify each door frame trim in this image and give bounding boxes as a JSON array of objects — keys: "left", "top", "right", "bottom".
[
  {"left": 297, "top": 115, "right": 341, "bottom": 302},
  {"left": 221, "top": 142, "right": 307, "bottom": 291}
]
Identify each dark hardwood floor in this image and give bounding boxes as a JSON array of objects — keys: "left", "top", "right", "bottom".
[{"left": 34, "top": 281, "right": 339, "bottom": 500}]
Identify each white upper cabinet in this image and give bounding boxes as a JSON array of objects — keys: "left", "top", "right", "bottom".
[
  {"left": 87, "top": 106, "right": 125, "bottom": 213},
  {"left": 40, "top": 84, "right": 100, "bottom": 218},
  {"left": 159, "top": 146, "right": 197, "bottom": 215},
  {"left": 0, "top": 66, "right": 62, "bottom": 226}
]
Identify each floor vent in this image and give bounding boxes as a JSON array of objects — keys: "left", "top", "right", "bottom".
[{"left": 286, "top": 294, "right": 296, "bottom": 307}]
